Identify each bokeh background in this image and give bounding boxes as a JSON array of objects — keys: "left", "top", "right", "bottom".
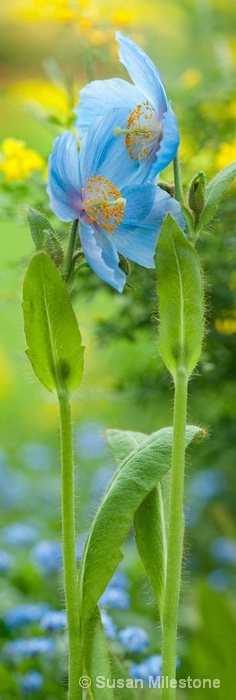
[{"left": 0, "top": 0, "right": 236, "bottom": 697}]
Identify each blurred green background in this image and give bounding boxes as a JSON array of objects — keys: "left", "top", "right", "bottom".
[{"left": 0, "top": 0, "right": 236, "bottom": 698}]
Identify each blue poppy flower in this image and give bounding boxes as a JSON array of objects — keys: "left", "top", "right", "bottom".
[
  {"left": 47, "top": 109, "right": 184, "bottom": 292},
  {"left": 74, "top": 31, "right": 179, "bottom": 178}
]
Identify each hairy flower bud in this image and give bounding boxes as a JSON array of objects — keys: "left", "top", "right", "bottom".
[{"left": 188, "top": 171, "right": 206, "bottom": 216}]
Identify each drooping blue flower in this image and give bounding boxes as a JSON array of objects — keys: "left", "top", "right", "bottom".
[
  {"left": 2, "top": 637, "right": 55, "bottom": 663},
  {"left": 17, "top": 670, "right": 43, "bottom": 694},
  {"left": 74, "top": 32, "right": 179, "bottom": 178},
  {"left": 47, "top": 109, "right": 184, "bottom": 292},
  {"left": 40, "top": 610, "right": 67, "bottom": 632},
  {"left": 100, "top": 610, "right": 117, "bottom": 639},
  {"left": 4, "top": 603, "right": 49, "bottom": 630},
  {"left": 118, "top": 626, "right": 149, "bottom": 653}
]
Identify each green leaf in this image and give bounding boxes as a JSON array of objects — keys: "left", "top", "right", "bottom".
[
  {"left": 107, "top": 429, "right": 147, "bottom": 466},
  {"left": 84, "top": 608, "right": 114, "bottom": 700},
  {"left": 78, "top": 425, "right": 201, "bottom": 631},
  {"left": 134, "top": 472, "right": 171, "bottom": 623},
  {"left": 26, "top": 207, "right": 64, "bottom": 266},
  {"left": 109, "top": 654, "right": 136, "bottom": 699},
  {"left": 155, "top": 214, "right": 204, "bottom": 379},
  {"left": 196, "top": 161, "right": 236, "bottom": 232},
  {"left": 23, "top": 251, "right": 84, "bottom": 395}
]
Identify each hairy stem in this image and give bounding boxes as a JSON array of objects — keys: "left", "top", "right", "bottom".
[
  {"left": 173, "top": 152, "right": 184, "bottom": 205},
  {"left": 59, "top": 391, "right": 82, "bottom": 700},
  {"left": 162, "top": 368, "right": 188, "bottom": 699},
  {"left": 64, "top": 219, "right": 78, "bottom": 283}
]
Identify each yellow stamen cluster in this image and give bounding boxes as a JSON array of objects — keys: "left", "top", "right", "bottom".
[
  {"left": 114, "top": 102, "right": 161, "bottom": 163},
  {"left": 82, "top": 176, "right": 126, "bottom": 234},
  {"left": 126, "top": 102, "right": 159, "bottom": 161}
]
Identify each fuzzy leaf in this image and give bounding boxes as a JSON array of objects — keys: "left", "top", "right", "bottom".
[
  {"left": 196, "top": 162, "right": 236, "bottom": 232},
  {"left": 107, "top": 429, "right": 146, "bottom": 466},
  {"left": 155, "top": 214, "right": 204, "bottom": 379},
  {"left": 84, "top": 608, "right": 114, "bottom": 700},
  {"left": 78, "top": 425, "right": 201, "bottom": 631},
  {"left": 134, "top": 472, "right": 171, "bottom": 623},
  {"left": 26, "top": 207, "right": 63, "bottom": 266},
  {"left": 109, "top": 654, "right": 136, "bottom": 699},
  {"left": 23, "top": 251, "right": 84, "bottom": 395}
]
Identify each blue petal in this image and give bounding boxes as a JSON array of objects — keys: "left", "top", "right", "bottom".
[
  {"left": 148, "top": 186, "right": 186, "bottom": 232},
  {"left": 47, "top": 131, "right": 82, "bottom": 222},
  {"left": 80, "top": 221, "right": 126, "bottom": 292},
  {"left": 112, "top": 184, "right": 157, "bottom": 267},
  {"left": 79, "top": 108, "right": 147, "bottom": 190},
  {"left": 116, "top": 31, "right": 167, "bottom": 117},
  {"left": 74, "top": 78, "right": 142, "bottom": 140},
  {"left": 113, "top": 186, "right": 185, "bottom": 267},
  {"left": 150, "top": 105, "right": 180, "bottom": 176}
]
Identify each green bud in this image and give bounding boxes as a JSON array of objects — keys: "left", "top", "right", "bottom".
[
  {"left": 119, "top": 254, "right": 130, "bottom": 276},
  {"left": 158, "top": 181, "right": 175, "bottom": 197},
  {"left": 188, "top": 171, "right": 207, "bottom": 216}
]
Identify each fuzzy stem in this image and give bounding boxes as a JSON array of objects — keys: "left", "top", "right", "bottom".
[
  {"left": 59, "top": 391, "right": 82, "bottom": 700},
  {"left": 173, "top": 153, "right": 184, "bottom": 205},
  {"left": 161, "top": 368, "right": 188, "bottom": 699},
  {"left": 64, "top": 219, "right": 78, "bottom": 283}
]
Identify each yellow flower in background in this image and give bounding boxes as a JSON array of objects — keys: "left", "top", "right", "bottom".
[
  {"left": 0, "top": 138, "right": 45, "bottom": 182},
  {"left": 215, "top": 317, "right": 236, "bottom": 335},
  {"left": 10, "top": 80, "right": 72, "bottom": 116},
  {"left": 215, "top": 137, "right": 236, "bottom": 171},
  {"left": 180, "top": 68, "right": 202, "bottom": 89}
]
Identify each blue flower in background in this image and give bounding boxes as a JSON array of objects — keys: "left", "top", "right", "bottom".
[
  {"left": 211, "top": 537, "right": 236, "bottom": 566},
  {"left": 2, "top": 523, "right": 38, "bottom": 547},
  {"left": 31, "top": 540, "right": 62, "bottom": 573},
  {"left": 40, "top": 610, "right": 67, "bottom": 632},
  {"left": 47, "top": 109, "right": 184, "bottom": 292},
  {"left": 74, "top": 421, "right": 108, "bottom": 461},
  {"left": 118, "top": 626, "right": 149, "bottom": 653},
  {"left": 109, "top": 570, "right": 130, "bottom": 590},
  {"left": 206, "top": 569, "right": 231, "bottom": 592},
  {"left": 100, "top": 610, "right": 117, "bottom": 639},
  {"left": 187, "top": 468, "right": 226, "bottom": 505},
  {"left": 3, "top": 604, "right": 49, "bottom": 630},
  {"left": 18, "top": 670, "right": 43, "bottom": 694},
  {"left": 3, "top": 637, "right": 55, "bottom": 663},
  {"left": 20, "top": 443, "right": 55, "bottom": 471},
  {"left": 0, "top": 550, "right": 13, "bottom": 573},
  {"left": 75, "top": 32, "right": 179, "bottom": 178},
  {"left": 99, "top": 586, "right": 130, "bottom": 610}
]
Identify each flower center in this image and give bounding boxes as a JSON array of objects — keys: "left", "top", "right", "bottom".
[
  {"left": 114, "top": 101, "right": 162, "bottom": 162},
  {"left": 82, "top": 176, "right": 126, "bottom": 234}
]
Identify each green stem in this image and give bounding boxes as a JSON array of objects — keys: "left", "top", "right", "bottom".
[
  {"left": 64, "top": 219, "right": 78, "bottom": 283},
  {"left": 173, "top": 153, "right": 184, "bottom": 205},
  {"left": 59, "top": 391, "right": 82, "bottom": 700},
  {"left": 162, "top": 368, "right": 188, "bottom": 700}
]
